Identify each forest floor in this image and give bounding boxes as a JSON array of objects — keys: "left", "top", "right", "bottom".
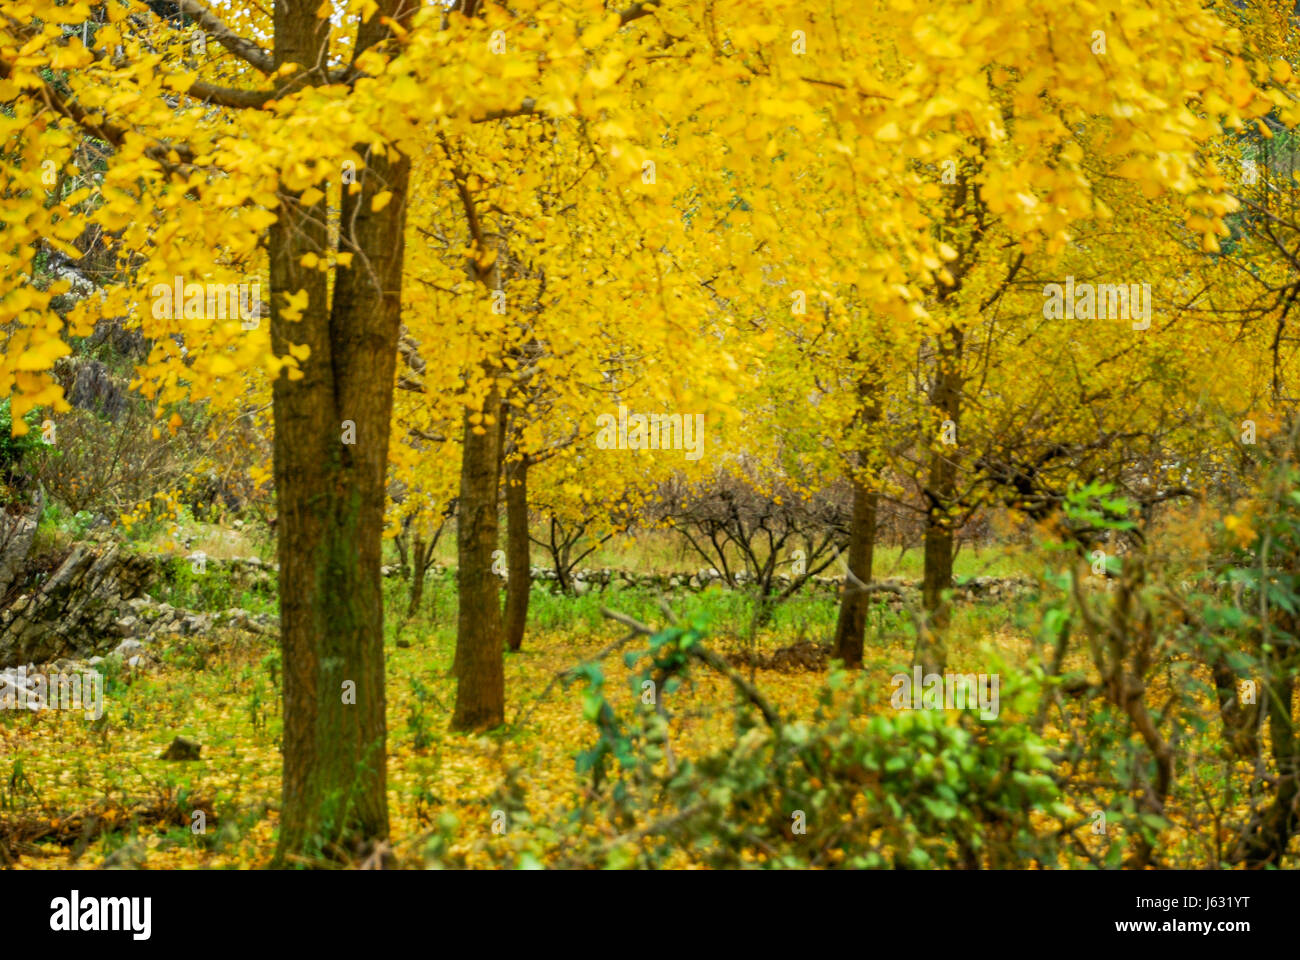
[{"left": 0, "top": 556, "right": 1279, "bottom": 869}]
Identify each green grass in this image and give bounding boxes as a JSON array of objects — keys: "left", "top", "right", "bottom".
[
  {"left": 386, "top": 528, "right": 1043, "bottom": 584},
  {"left": 152, "top": 557, "right": 278, "bottom": 615}
]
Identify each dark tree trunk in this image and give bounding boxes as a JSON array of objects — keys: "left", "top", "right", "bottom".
[
  {"left": 408, "top": 532, "right": 428, "bottom": 617},
  {"left": 451, "top": 385, "right": 506, "bottom": 731},
  {"left": 832, "top": 475, "right": 878, "bottom": 668},
  {"left": 917, "top": 328, "right": 963, "bottom": 674},
  {"left": 1212, "top": 657, "right": 1261, "bottom": 758},
  {"left": 504, "top": 455, "right": 531, "bottom": 652},
  {"left": 832, "top": 374, "right": 881, "bottom": 669},
  {"left": 270, "top": 0, "right": 411, "bottom": 866},
  {"left": 1233, "top": 634, "right": 1298, "bottom": 866},
  {"left": 919, "top": 510, "right": 955, "bottom": 667},
  {"left": 394, "top": 522, "right": 410, "bottom": 580}
]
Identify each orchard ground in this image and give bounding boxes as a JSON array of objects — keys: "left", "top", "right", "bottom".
[{"left": 0, "top": 525, "right": 1275, "bottom": 869}]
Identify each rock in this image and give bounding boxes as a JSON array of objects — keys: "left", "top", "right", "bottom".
[
  {"left": 0, "top": 543, "right": 155, "bottom": 667},
  {"left": 0, "top": 668, "right": 41, "bottom": 711},
  {"left": 56, "top": 356, "right": 128, "bottom": 422},
  {"left": 0, "top": 490, "right": 43, "bottom": 599},
  {"left": 113, "top": 638, "right": 144, "bottom": 658},
  {"left": 160, "top": 736, "right": 201, "bottom": 761},
  {"left": 113, "top": 615, "right": 139, "bottom": 637},
  {"left": 84, "top": 312, "right": 149, "bottom": 362}
]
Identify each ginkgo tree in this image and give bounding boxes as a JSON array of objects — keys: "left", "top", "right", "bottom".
[
  {"left": 395, "top": 101, "right": 754, "bottom": 725},
  {"left": 0, "top": 0, "right": 719, "bottom": 863},
  {"left": 6, "top": 0, "right": 1300, "bottom": 868},
  {"left": 709, "top": 0, "right": 1298, "bottom": 671}
]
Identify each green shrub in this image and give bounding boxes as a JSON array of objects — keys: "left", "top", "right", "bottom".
[
  {"left": 0, "top": 397, "right": 42, "bottom": 487},
  {"left": 425, "top": 613, "right": 1064, "bottom": 869}
]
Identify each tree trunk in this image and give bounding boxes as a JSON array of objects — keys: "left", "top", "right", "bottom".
[
  {"left": 832, "top": 373, "right": 881, "bottom": 669},
  {"left": 1211, "top": 657, "right": 1260, "bottom": 758},
  {"left": 393, "top": 515, "right": 411, "bottom": 580},
  {"left": 548, "top": 516, "right": 573, "bottom": 595},
  {"left": 918, "top": 516, "right": 954, "bottom": 672},
  {"left": 270, "top": 0, "right": 410, "bottom": 866},
  {"left": 504, "top": 455, "right": 531, "bottom": 652},
  {"left": 408, "top": 532, "right": 428, "bottom": 617},
  {"left": 916, "top": 328, "right": 963, "bottom": 675},
  {"left": 1233, "top": 633, "right": 1299, "bottom": 866},
  {"left": 832, "top": 475, "right": 878, "bottom": 668},
  {"left": 451, "top": 385, "right": 506, "bottom": 731}
]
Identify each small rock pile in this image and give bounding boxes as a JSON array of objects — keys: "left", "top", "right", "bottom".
[{"left": 106, "top": 599, "right": 276, "bottom": 666}]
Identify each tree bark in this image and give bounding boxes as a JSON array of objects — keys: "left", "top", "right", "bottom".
[
  {"left": 451, "top": 385, "right": 506, "bottom": 730},
  {"left": 917, "top": 328, "right": 963, "bottom": 675},
  {"left": 918, "top": 516, "right": 954, "bottom": 671},
  {"left": 832, "top": 475, "right": 878, "bottom": 668},
  {"left": 408, "top": 532, "right": 428, "bottom": 617},
  {"left": 394, "top": 520, "right": 410, "bottom": 581},
  {"left": 1233, "top": 630, "right": 1299, "bottom": 866},
  {"left": 832, "top": 373, "right": 881, "bottom": 669},
  {"left": 1211, "top": 657, "right": 1261, "bottom": 758},
  {"left": 270, "top": 0, "right": 409, "bottom": 866},
  {"left": 504, "top": 455, "right": 531, "bottom": 652}
]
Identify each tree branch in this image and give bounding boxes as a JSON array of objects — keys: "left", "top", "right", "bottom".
[{"left": 176, "top": 0, "right": 274, "bottom": 75}]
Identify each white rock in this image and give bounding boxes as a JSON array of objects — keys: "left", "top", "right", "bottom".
[{"left": 114, "top": 638, "right": 145, "bottom": 658}]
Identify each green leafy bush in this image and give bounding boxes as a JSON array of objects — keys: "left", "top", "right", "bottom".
[
  {"left": 0, "top": 397, "right": 42, "bottom": 489},
  {"left": 425, "top": 613, "right": 1064, "bottom": 869}
]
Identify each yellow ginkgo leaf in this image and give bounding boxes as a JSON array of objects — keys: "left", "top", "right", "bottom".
[
  {"left": 17, "top": 337, "right": 70, "bottom": 372},
  {"left": 280, "top": 289, "right": 309, "bottom": 322}
]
